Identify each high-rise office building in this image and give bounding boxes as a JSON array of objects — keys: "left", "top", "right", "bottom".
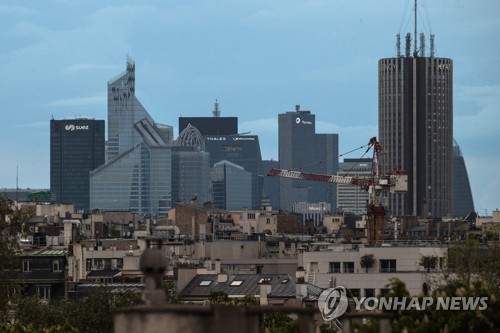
[
  {"left": 90, "top": 58, "right": 174, "bottom": 216},
  {"left": 211, "top": 160, "right": 252, "bottom": 210},
  {"left": 50, "top": 119, "right": 105, "bottom": 211},
  {"left": 337, "top": 158, "right": 371, "bottom": 215},
  {"left": 278, "top": 105, "right": 339, "bottom": 212},
  {"left": 204, "top": 134, "right": 264, "bottom": 210},
  {"left": 379, "top": 33, "right": 453, "bottom": 218},
  {"left": 172, "top": 125, "right": 210, "bottom": 205},
  {"left": 262, "top": 160, "right": 280, "bottom": 210},
  {"left": 452, "top": 139, "right": 475, "bottom": 217}
]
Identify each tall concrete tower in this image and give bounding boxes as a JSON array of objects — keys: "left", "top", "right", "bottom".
[{"left": 379, "top": 16, "right": 453, "bottom": 217}]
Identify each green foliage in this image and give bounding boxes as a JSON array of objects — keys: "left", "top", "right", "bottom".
[
  {"left": 232, "top": 294, "right": 258, "bottom": 306},
  {"left": 12, "top": 290, "right": 142, "bottom": 333},
  {"left": 207, "top": 291, "right": 230, "bottom": 305},
  {"left": 0, "top": 194, "right": 32, "bottom": 324},
  {"left": 447, "top": 239, "right": 500, "bottom": 296},
  {"left": 360, "top": 254, "right": 376, "bottom": 273},
  {"left": 262, "top": 312, "right": 297, "bottom": 333},
  {"left": 162, "top": 281, "right": 182, "bottom": 304},
  {"left": 0, "top": 321, "right": 79, "bottom": 333},
  {"left": 419, "top": 255, "right": 438, "bottom": 273},
  {"left": 353, "top": 277, "right": 499, "bottom": 333}
]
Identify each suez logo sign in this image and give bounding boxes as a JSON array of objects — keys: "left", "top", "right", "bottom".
[
  {"left": 64, "top": 124, "right": 89, "bottom": 131},
  {"left": 295, "top": 117, "right": 313, "bottom": 125}
]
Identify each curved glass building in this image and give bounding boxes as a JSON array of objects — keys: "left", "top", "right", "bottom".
[{"left": 452, "top": 139, "right": 475, "bottom": 217}]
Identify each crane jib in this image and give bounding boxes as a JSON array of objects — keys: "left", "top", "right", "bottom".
[{"left": 268, "top": 168, "right": 355, "bottom": 185}]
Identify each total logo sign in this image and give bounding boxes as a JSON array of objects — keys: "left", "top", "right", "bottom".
[
  {"left": 295, "top": 117, "right": 313, "bottom": 125},
  {"left": 65, "top": 124, "right": 89, "bottom": 131}
]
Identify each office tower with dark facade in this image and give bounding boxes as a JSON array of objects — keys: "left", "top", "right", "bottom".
[
  {"left": 452, "top": 139, "right": 475, "bottom": 217},
  {"left": 205, "top": 134, "right": 264, "bottom": 210},
  {"left": 278, "top": 106, "right": 339, "bottom": 212},
  {"left": 50, "top": 119, "right": 105, "bottom": 211},
  {"left": 379, "top": 33, "right": 453, "bottom": 217},
  {"left": 90, "top": 59, "right": 174, "bottom": 216},
  {"left": 179, "top": 101, "right": 238, "bottom": 136}
]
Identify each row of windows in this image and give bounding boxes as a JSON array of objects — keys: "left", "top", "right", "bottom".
[
  {"left": 22, "top": 259, "right": 62, "bottom": 273},
  {"left": 327, "top": 259, "right": 397, "bottom": 273}
]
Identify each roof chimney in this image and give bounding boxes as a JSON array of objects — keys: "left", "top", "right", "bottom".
[{"left": 259, "top": 281, "right": 272, "bottom": 306}]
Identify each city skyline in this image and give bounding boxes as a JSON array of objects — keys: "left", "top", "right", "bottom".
[{"left": 1, "top": 1, "right": 499, "bottom": 215}]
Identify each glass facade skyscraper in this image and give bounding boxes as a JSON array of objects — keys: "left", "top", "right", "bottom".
[
  {"left": 211, "top": 160, "right": 252, "bottom": 210},
  {"left": 205, "top": 134, "right": 264, "bottom": 210},
  {"left": 452, "top": 139, "right": 475, "bottom": 217},
  {"left": 90, "top": 59, "right": 173, "bottom": 216},
  {"left": 278, "top": 106, "right": 339, "bottom": 212},
  {"left": 50, "top": 119, "right": 105, "bottom": 211}
]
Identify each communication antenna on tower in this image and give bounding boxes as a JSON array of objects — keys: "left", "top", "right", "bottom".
[
  {"left": 212, "top": 99, "right": 220, "bottom": 117},
  {"left": 413, "top": 0, "right": 418, "bottom": 57},
  {"left": 430, "top": 34, "right": 435, "bottom": 57},
  {"left": 405, "top": 33, "right": 411, "bottom": 57},
  {"left": 16, "top": 165, "right": 19, "bottom": 202},
  {"left": 420, "top": 33, "right": 426, "bottom": 57},
  {"left": 396, "top": 33, "right": 401, "bottom": 57}
]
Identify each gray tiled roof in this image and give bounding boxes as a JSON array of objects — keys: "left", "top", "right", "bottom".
[{"left": 180, "top": 273, "right": 322, "bottom": 301}]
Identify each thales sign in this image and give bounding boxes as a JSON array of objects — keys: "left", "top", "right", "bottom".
[{"left": 65, "top": 124, "right": 89, "bottom": 131}]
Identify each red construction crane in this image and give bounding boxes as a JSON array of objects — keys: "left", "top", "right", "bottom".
[{"left": 267, "top": 137, "right": 407, "bottom": 244}]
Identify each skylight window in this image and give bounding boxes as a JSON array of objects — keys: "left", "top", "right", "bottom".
[
  {"left": 199, "top": 280, "right": 212, "bottom": 286},
  {"left": 230, "top": 280, "right": 243, "bottom": 286},
  {"left": 258, "top": 278, "right": 272, "bottom": 284},
  {"left": 281, "top": 279, "right": 289, "bottom": 284}
]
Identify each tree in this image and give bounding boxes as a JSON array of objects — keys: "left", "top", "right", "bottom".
[
  {"left": 420, "top": 255, "right": 438, "bottom": 273},
  {"left": 207, "top": 291, "right": 230, "bottom": 305},
  {"left": 360, "top": 254, "right": 375, "bottom": 273},
  {"left": 14, "top": 289, "right": 142, "bottom": 333},
  {"left": 0, "top": 194, "right": 32, "bottom": 324},
  {"left": 446, "top": 239, "right": 500, "bottom": 295},
  {"left": 162, "top": 281, "right": 182, "bottom": 304}
]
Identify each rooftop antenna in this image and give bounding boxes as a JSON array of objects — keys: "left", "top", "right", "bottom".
[
  {"left": 413, "top": 0, "right": 418, "bottom": 57},
  {"left": 16, "top": 165, "right": 19, "bottom": 202},
  {"left": 430, "top": 34, "right": 435, "bottom": 57},
  {"left": 419, "top": 33, "right": 426, "bottom": 57},
  {"left": 212, "top": 99, "right": 220, "bottom": 117},
  {"left": 396, "top": 33, "right": 401, "bottom": 57},
  {"left": 405, "top": 33, "right": 411, "bottom": 57}
]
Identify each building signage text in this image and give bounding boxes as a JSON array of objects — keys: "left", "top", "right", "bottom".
[{"left": 65, "top": 124, "right": 89, "bottom": 131}]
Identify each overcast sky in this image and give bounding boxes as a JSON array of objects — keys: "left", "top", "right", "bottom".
[{"left": 1, "top": 0, "right": 499, "bottom": 215}]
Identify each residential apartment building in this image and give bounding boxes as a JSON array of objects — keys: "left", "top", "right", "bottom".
[{"left": 299, "top": 242, "right": 446, "bottom": 295}]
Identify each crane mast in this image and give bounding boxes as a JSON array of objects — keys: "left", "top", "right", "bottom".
[{"left": 267, "top": 137, "right": 407, "bottom": 244}]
